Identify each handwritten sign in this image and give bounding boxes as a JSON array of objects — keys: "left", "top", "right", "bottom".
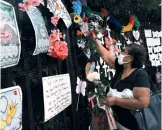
[
  {"left": 42, "top": 74, "right": 72, "bottom": 122},
  {"left": 0, "top": 1, "right": 21, "bottom": 68}
]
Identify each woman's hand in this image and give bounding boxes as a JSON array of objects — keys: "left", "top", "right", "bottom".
[{"left": 104, "top": 97, "right": 117, "bottom": 106}]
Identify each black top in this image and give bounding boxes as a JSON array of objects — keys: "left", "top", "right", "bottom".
[{"left": 111, "top": 58, "right": 150, "bottom": 130}]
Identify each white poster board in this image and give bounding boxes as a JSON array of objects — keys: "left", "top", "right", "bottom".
[
  {"left": 42, "top": 74, "right": 72, "bottom": 122},
  {"left": 0, "top": 1, "right": 21, "bottom": 68},
  {"left": 26, "top": 7, "right": 49, "bottom": 55}
]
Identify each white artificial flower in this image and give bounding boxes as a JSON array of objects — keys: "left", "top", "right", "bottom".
[
  {"left": 87, "top": 71, "right": 100, "bottom": 82},
  {"left": 97, "top": 32, "right": 103, "bottom": 39}
]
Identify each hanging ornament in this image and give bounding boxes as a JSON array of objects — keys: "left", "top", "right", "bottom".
[
  {"left": 96, "top": 61, "right": 100, "bottom": 74},
  {"left": 99, "top": 57, "right": 103, "bottom": 65},
  {"left": 85, "top": 62, "right": 95, "bottom": 76},
  {"left": 76, "top": 77, "right": 87, "bottom": 111},
  {"left": 133, "top": 30, "right": 140, "bottom": 41},
  {"left": 102, "top": 62, "right": 108, "bottom": 77}
]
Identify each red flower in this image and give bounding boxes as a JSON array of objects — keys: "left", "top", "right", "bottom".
[
  {"left": 88, "top": 31, "right": 95, "bottom": 38},
  {"left": 48, "top": 41, "right": 68, "bottom": 60},
  {"left": 83, "top": 16, "right": 88, "bottom": 22},
  {"left": 101, "top": 8, "right": 108, "bottom": 17}
]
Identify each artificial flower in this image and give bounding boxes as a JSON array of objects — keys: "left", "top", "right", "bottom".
[
  {"left": 74, "top": 15, "right": 82, "bottom": 23},
  {"left": 76, "top": 30, "right": 83, "bottom": 37},
  {"left": 72, "top": 1, "right": 82, "bottom": 14},
  {"left": 51, "top": 16, "right": 60, "bottom": 26},
  {"left": 50, "top": 29, "right": 62, "bottom": 42},
  {"left": 18, "top": 3, "right": 27, "bottom": 12},
  {"left": 48, "top": 41, "right": 68, "bottom": 60},
  {"left": 97, "top": 32, "right": 103, "bottom": 39},
  {"left": 101, "top": 8, "right": 108, "bottom": 17},
  {"left": 80, "top": 22, "right": 89, "bottom": 36},
  {"left": 83, "top": 16, "right": 88, "bottom": 22},
  {"left": 31, "top": 0, "right": 40, "bottom": 6},
  {"left": 86, "top": 71, "right": 100, "bottom": 82},
  {"left": 88, "top": 31, "right": 95, "bottom": 38},
  {"left": 24, "top": 0, "right": 31, "bottom": 8}
]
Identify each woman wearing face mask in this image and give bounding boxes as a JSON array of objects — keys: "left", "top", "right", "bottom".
[{"left": 94, "top": 38, "right": 150, "bottom": 130}]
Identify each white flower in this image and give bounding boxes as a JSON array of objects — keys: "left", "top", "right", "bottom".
[
  {"left": 97, "top": 32, "right": 103, "bottom": 39},
  {"left": 87, "top": 71, "right": 100, "bottom": 82}
]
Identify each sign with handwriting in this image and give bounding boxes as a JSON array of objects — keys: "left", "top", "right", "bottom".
[{"left": 42, "top": 74, "right": 72, "bottom": 122}]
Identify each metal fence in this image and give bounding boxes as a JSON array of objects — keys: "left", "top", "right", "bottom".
[{"left": 1, "top": 0, "right": 161, "bottom": 130}]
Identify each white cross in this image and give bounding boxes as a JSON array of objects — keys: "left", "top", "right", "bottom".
[
  {"left": 96, "top": 61, "right": 100, "bottom": 74},
  {"left": 117, "top": 40, "right": 122, "bottom": 52},
  {"left": 107, "top": 66, "right": 116, "bottom": 80},
  {"left": 102, "top": 62, "right": 107, "bottom": 77},
  {"left": 100, "top": 57, "right": 103, "bottom": 65}
]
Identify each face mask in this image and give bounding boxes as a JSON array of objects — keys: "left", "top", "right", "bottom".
[{"left": 118, "top": 54, "right": 131, "bottom": 65}]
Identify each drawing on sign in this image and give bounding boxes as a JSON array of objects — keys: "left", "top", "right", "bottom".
[
  {"left": 47, "top": 0, "right": 72, "bottom": 28},
  {"left": 0, "top": 86, "right": 22, "bottom": 130},
  {"left": 0, "top": 1, "right": 21, "bottom": 69},
  {"left": 26, "top": 7, "right": 49, "bottom": 55},
  {"left": 42, "top": 74, "right": 72, "bottom": 122}
]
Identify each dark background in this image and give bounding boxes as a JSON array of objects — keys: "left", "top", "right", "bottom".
[{"left": 1, "top": 0, "right": 161, "bottom": 130}]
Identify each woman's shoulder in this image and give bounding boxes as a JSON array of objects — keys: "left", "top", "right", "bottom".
[{"left": 135, "top": 68, "right": 149, "bottom": 77}]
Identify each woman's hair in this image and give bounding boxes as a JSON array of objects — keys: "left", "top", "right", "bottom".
[{"left": 126, "top": 43, "right": 146, "bottom": 68}]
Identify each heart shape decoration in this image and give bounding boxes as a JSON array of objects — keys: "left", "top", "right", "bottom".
[
  {"left": 133, "top": 30, "right": 140, "bottom": 41},
  {"left": 85, "top": 62, "right": 95, "bottom": 76}
]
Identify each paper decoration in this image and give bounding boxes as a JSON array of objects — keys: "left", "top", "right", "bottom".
[
  {"left": 47, "top": 0, "right": 72, "bottom": 28},
  {"left": 0, "top": 1, "right": 21, "bottom": 68},
  {"left": 85, "top": 62, "right": 95, "bottom": 76},
  {"left": 76, "top": 77, "right": 87, "bottom": 96},
  {"left": 0, "top": 86, "right": 22, "bottom": 130},
  {"left": 26, "top": 7, "right": 49, "bottom": 55},
  {"left": 42, "top": 74, "right": 72, "bottom": 122},
  {"left": 132, "top": 30, "right": 140, "bottom": 40},
  {"left": 152, "top": 31, "right": 162, "bottom": 38},
  {"left": 144, "top": 30, "right": 152, "bottom": 37},
  {"left": 76, "top": 77, "right": 87, "bottom": 111},
  {"left": 39, "top": 0, "right": 44, "bottom": 5}
]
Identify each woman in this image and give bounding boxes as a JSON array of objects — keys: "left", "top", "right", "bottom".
[{"left": 95, "top": 38, "right": 150, "bottom": 130}]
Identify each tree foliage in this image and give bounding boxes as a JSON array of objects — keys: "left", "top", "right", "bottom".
[{"left": 87, "top": 0, "right": 161, "bottom": 24}]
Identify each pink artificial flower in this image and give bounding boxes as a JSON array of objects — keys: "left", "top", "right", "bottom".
[
  {"left": 31, "top": 0, "right": 40, "bottom": 6},
  {"left": 48, "top": 41, "right": 68, "bottom": 60},
  {"left": 50, "top": 29, "right": 63, "bottom": 42},
  {"left": 51, "top": 16, "right": 60, "bottom": 26},
  {"left": 18, "top": 3, "right": 27, "bottom": 12}
]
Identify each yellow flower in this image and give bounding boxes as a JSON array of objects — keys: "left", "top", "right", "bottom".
[{"left": 74, "top": 15, "right": 81, "bottom": 23}]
